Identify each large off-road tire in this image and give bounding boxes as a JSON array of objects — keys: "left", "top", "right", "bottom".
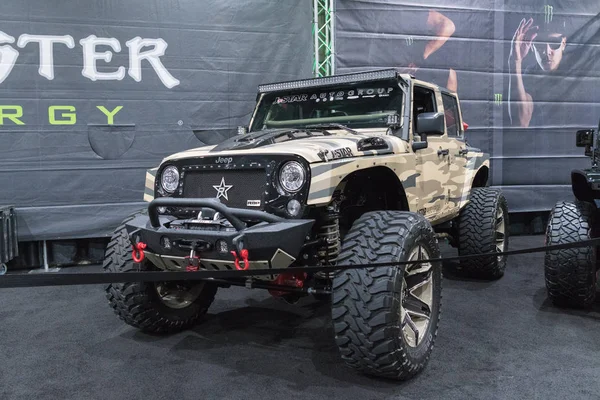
[
  {"left": 457, "top": 187, "right": 509, "bottom": 280},
  {"left": 331, "top": 211, "right": 442, "bottom": 380},
  {"left": 544, "top": 200, "right": 599, "bottom": 308},
  {"left": 103, "top": 214, "right": 218, "bottom": 333}
]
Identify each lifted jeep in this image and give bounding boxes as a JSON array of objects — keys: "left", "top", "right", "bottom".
[
  {"left": 544, "top": 119, "right": 600, "bottom": 308},
  {"left": 103, "top": 69, "right": 508, "bottom": 380}
]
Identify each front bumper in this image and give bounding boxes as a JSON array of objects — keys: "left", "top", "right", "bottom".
[{"left": 125, "top": 198, "right": 315, "bottom": 273}]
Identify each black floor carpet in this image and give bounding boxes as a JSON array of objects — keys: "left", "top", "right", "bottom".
[{"left": 1, "top": 235, "right": 600, "bottom": 400}]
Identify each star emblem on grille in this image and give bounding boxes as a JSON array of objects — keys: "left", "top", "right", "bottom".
[{"left": 213, "top": 177, "right": 233, "bottom": 200}]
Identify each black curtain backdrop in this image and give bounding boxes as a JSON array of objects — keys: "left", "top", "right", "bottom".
[
  {"left": 4, "top": 0, "right": 598, "bottom": 240},
  {"left": 335, "top": 0, "right": 600, "bottom": 213},
  {"left": 0, "top": 0, "right": 313, "bottom": 240}
]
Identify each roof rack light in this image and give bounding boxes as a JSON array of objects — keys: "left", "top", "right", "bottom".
[{"left": 258, "top": 69, "right": 401, "bottom": 93}]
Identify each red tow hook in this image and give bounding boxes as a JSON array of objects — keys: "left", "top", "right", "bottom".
[
  {"left": 185, "top": 248, "right": 201, "bottom": 272},
  {"left": 231, "top": 249, "right": 250, "bottom": 271},
  {"left": 132, "top": 242, "right": 147, "bottom": 263}
]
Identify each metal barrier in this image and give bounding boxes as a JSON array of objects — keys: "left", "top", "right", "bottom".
[{"left": 0, "top": 206, "right": 18, "bottom": 275}]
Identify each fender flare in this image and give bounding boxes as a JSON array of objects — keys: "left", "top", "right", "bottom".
[{"left": 571, "top": 169, "right": 599, "bottom": 202}]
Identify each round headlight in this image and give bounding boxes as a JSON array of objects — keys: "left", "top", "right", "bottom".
[
  {"left": 279, "top": 161, "right": 306, "bottom": 193},
  {"left": 161, "top": 165, "right": 179, "bottom": 193}
]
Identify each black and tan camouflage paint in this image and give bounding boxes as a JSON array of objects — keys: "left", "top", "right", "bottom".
[{"left": 143, "top": 168, "right": 158, "bottom": 203}]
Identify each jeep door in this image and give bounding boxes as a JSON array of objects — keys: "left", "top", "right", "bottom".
[
  {"left": 411, "top": 84, "right": 451, "bottom": 220},
  {"left": 440, "top": 91, "right": 469, "bottom": 212}
]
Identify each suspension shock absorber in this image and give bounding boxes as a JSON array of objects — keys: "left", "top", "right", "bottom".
[
  {"left": 316, "top": 192, "right": 341, "bottom": 279},
  {"left": 317, "top": 216, "right": 340, "bottom": 264}
]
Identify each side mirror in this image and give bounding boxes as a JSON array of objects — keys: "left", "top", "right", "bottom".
[
  {"left": 576, "top": 129, "right": 594, "bottom": 147},
  {"left": 412, "top": 133, "right": 428, "bottom": 152},
  {"left": 416, "top": 112, "right": 445, "bottom": 135}
]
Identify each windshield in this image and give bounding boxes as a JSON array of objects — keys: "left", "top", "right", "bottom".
[{"left": 249, "top": 79, "right": 403, "bottom": 131}]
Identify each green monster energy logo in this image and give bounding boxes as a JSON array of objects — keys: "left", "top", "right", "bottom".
[
  {"left": 494, "top": 93, "right": 502, "bottom": 105},
  {"left": 544, "top": 5, "right": 553, "bottom": 23},
  {"left": 405, "top": 36, "right": 413, "bottom": 46}
]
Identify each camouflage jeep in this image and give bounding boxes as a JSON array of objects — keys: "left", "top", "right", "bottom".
[{"left": 103, "top": 69, "right": 508, "bottom": 380}]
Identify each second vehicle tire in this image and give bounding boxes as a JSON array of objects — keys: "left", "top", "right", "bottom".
[
  {"left": 544, "top": 200, "right": 599, "bottom": 308},
  {"left": 331, "top": 210, "right": 442, "bottom": 380}
]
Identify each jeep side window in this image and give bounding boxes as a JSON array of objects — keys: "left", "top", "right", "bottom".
[
  {"left": 442, "top": 93, "right": 460, "bottom": 137},
  {"left": 413, "top": 86, "right": 439, "bottom": 134}
]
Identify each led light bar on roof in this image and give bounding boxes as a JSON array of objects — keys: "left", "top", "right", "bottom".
[{"left": 258, "top": 69, "right": 402, "bottom": 93}]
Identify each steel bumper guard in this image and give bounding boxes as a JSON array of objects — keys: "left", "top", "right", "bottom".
[{"left": 124, "top": 198, "right": 315, "bottom": 272}]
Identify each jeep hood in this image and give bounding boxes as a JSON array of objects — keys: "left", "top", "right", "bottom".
[{"left": 162, "top": 128, "right": 406, "bottom": 164}]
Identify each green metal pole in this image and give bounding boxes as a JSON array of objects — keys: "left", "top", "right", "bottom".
[{"left": 313, "top": 0, "right": 334, "bottom": 77}]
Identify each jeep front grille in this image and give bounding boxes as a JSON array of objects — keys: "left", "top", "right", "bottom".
[{"left": 182, "top": 169, "right": 267, "bottom": 209}]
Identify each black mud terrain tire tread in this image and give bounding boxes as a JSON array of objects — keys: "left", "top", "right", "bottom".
[
  {"left": 544, "top": 200, "right": 598, "bottom": 308},
  {"left": 103, "top": 213, "right": 217, "bottom": 333},
  {"left": 331, "top": 211, "right": 442, "bottom": 380},
  {"left": 457, "top": 187, "right": 509, "bottom": 280}
]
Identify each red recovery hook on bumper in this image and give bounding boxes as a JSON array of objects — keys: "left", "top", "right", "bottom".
[
  {"left": 132, "top": 242, "right": 147, "bottom": 263},
  {"left": 231, "top": 249, "right": 250, "bottom": 271}
]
